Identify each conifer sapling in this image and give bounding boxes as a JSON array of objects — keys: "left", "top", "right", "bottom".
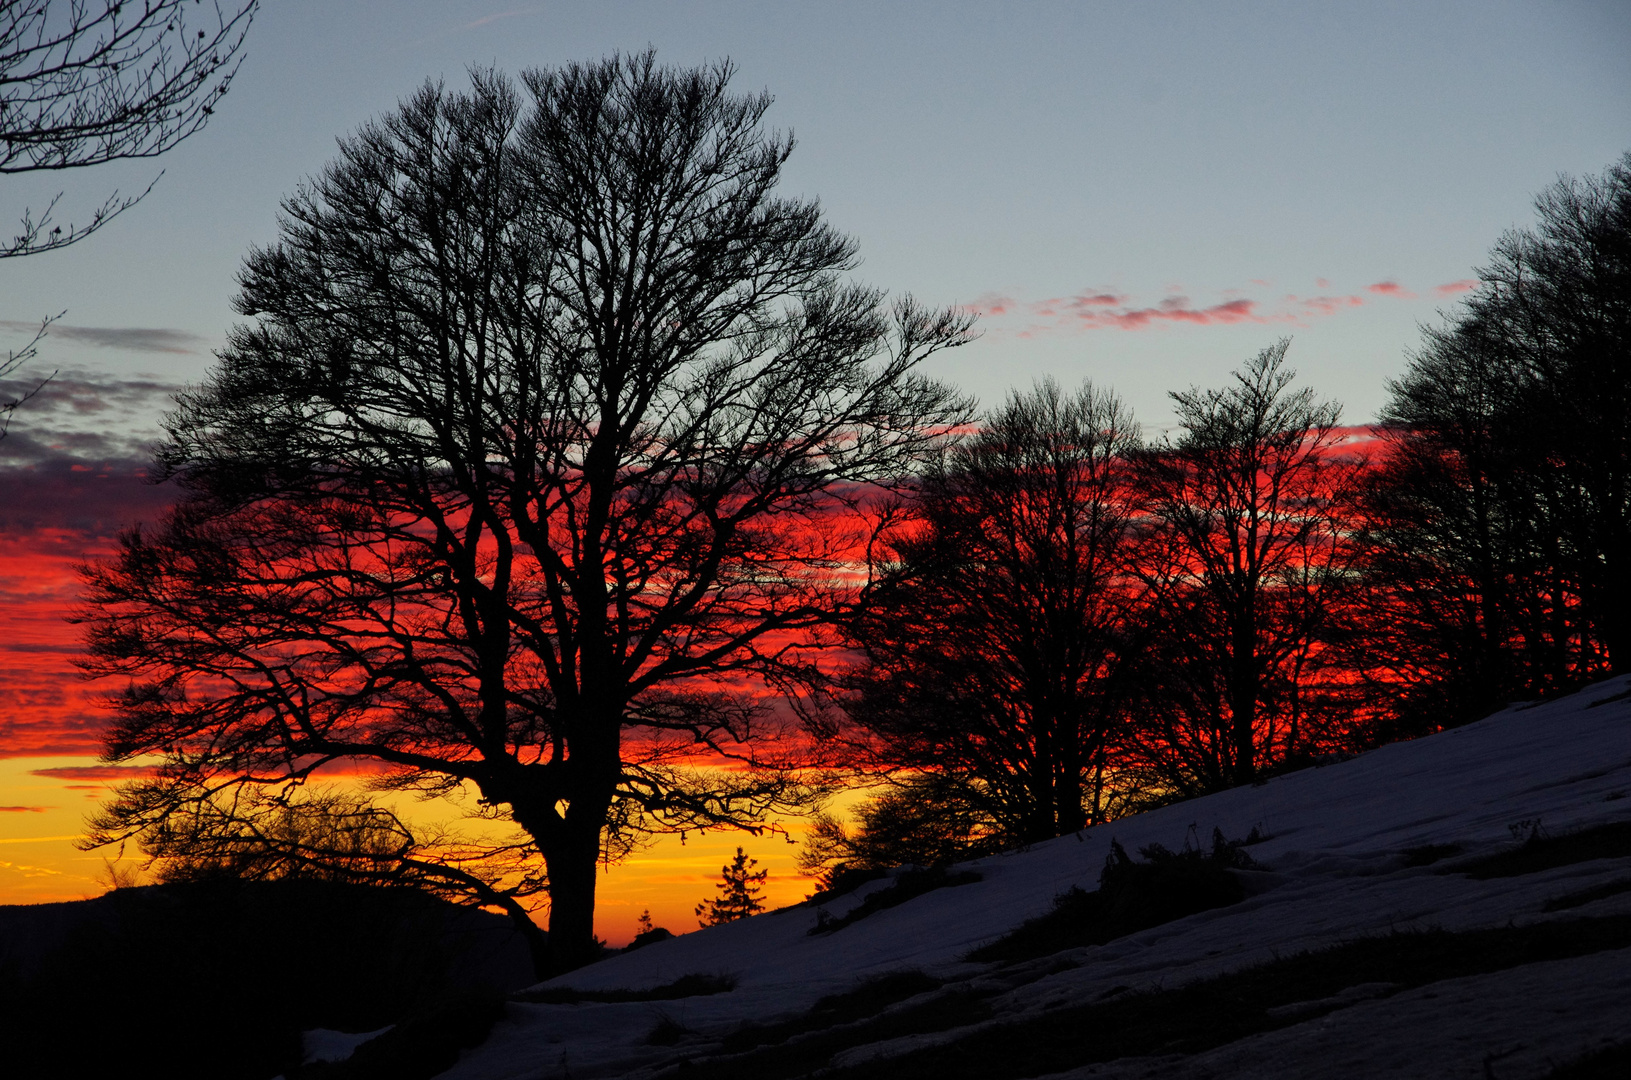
[{"left": 696, "top": 847, "right": 768, "bottom": 927}]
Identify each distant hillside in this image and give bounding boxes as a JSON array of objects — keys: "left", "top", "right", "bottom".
[{"left": 0, "top": 878, "right": 535, "bottom": 1080}]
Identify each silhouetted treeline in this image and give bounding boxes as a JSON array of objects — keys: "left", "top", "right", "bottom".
[
  {"left": 818, "top": 154, "right": 1631, "bottom": 871},
  {"left": 1350, "top": 154, "right": 1631, "bottom": 733}
]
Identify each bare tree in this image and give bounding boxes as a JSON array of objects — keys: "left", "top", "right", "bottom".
[
  {"left": 79, "top": 55, "right": 973, "bottom": 972},
  {"left": 1350, "top": 153, "right": 1631, "bottom": 726},
  {"left": 2, "top": 0, "right": 257, "bottom": 258},
  {"left": 1129, "top": 341, "right": 1363, "bottom": 790},
  {"left": 844, "top": 379, "right": 1142, "bottom": 842}
]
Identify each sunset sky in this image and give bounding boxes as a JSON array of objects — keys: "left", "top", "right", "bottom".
[{"left": 2, "top": 0, "right": 1628, "bottom": 941}]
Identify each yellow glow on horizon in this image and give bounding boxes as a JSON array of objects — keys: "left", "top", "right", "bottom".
[{"left": 0, "top": 755, "right": 874, "bottom": 948}]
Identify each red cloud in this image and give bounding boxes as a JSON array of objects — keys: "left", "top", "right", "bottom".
[
  {"left": 1434, "top": 279, "right": 1479, "bottom": 297},
  {"left": 0, "top": 805, "right": 51, "bottom": 813},
  {"left": 1367, "top": 281, "right": 1416, "bottom": 299},
  {"left": 1, "top": 456, "right": 179, "bottom": 759}
]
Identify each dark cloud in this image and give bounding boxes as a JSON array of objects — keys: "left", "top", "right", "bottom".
[
  {"left": 0, "top": 368, "right": 182, "bottom": 466},
  {"left": 29, "top": 766, "right": 155, "bottom": 781},
  {"left": 0, "top": 321, "right": 204, "bottom": 355},
  {"left": 0, "top": 455, "right": 175, "bottom": 542}
]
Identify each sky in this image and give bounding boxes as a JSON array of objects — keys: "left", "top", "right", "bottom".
[{"left": 1, "top": 0, "right": 1628, "bottom": 936}]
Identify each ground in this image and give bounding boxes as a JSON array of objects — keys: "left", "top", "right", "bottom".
[{"left": 321, "top": 675, "right": 1631, "bottom": 1079}]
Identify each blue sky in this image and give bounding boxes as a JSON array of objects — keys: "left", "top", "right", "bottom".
[{"left": 2, "top": 0, "right": 1628, "bottom": 436}]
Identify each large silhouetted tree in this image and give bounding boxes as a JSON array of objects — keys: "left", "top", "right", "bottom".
[
  {"left": 1354, "top": 153, "right": 1631, "bottom": 719},
  {"left": 1130, "top": 342, "right": 1363, "bottom": 791},
  {"left": 844, "top": 380, "right": 1141, "bottom": 842},
  {"left": 79, "top": 55, "right": 973, "bottom": 972}
]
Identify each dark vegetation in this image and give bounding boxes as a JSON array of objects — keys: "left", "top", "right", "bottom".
[
  {"left": 661, "top": 971, "right": 990, "bottom": 1080},
  {"left": 0, "top": 879, "right": 533, "bottom": 1080},
  {"left": 514, "top": 972, "right": 737, "bottom": 1005},
  {"left": 801, "top": 866, "right": 889, "bottom": 907},
  {"left": 1543, "top": 878, "right": 1631, "bottom": 913},
  {"left": 797, "top": 777, "right": 1006, "bottom": 892},
  {"left": 721, "top": 970, "right": 945, "bottom": 1053},
  {"left": 668, "top": 916, "right": 1631, "bottom": 1080},
  {"left": 809, "top": 867, "right": 982, "bottom": 935},
  {"left": 809, "top": 152, "right": 1631, "bottom": 874},
  {"left": 697, "top": 848, "right": 770, "bottom": 928},
  {"left": 288, "top": 990, "right": 508, "bottom": 1080},
  {"left": 1401, "top": 842, "right": 1463, "bottom": 867},
  {"left": 1458, "top": 821, "right": 1631, "bottom": 879},
  {"left": 1548, "top": 1042, "right": 1631, "bottom": 1079},
  {"left": 967, "top": 830, "right": 1257, "bottom": 963}
]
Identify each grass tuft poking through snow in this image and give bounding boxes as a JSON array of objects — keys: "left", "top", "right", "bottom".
[
  {"left": 810, "top": 869, "right": 983, "bottom": 935},
  {"left": 1400, "top": 842, "right": 1462, "bottom": 867},
  {"left": 721, "top": 970, "right": 946, "bottom": 1054},
  {"left": 1457, "top": 820, "right": 1631, "bottom": 879},
  {"left": 1548, "top": 1040, "right": 1631, "bottom": 1078},
  {"left": 967, "top": 829, "right": 1258, "bottom": 964},
  {"left": 511, "top": 972, "right": 736, "bottom": 1005},
  {"left": 672, "top": 973, "right": 990, "bottom": 1080},
  {"left": 822, "top": 915, "right": 1631, "bottom": 1080},
  {"left": 289, "top": 990, "right": 507, "bottom": 1080}
]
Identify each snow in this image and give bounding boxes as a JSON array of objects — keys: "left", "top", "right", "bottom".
[
  {"left": 441, "top": 675, "right": 1631, "bottom": 1079},
  {"left": 301, "top": 1026, "right": 392, "bottom": 1064}
]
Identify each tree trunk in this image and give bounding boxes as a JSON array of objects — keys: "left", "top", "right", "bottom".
[
  {"left": 1229, "top": 615, "right": 1260, "bottom": 785},
  {"left": 542, "top": 820, "right": 603, "bottom": 973}
]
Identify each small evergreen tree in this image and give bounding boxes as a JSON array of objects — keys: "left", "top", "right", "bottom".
[{"left": 696, "top": 848, "right": 767, "bottom": 927}]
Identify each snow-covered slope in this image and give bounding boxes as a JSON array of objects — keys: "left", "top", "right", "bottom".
[{"left": 447, "top": 675, "right": 1631, "bottom": 1080}]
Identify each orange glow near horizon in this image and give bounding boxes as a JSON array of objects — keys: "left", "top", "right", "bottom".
[
  {"left": 0, "top": 507, "right": 833, "bottom": 942},
  {"left": 0, "top": 752, "right": 841, "bottom": 946}
]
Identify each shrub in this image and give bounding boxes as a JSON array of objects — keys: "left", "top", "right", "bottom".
[
  {"left": 967, "top": 829, "right": 1258, "bottom": 963},
  {"left": 810, "top": 867, "right": 982, "bottom": 935}
]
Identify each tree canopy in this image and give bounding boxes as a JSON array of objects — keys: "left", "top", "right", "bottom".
[{"left": 80, "top": 54, "right": 973, "bottom": 972}]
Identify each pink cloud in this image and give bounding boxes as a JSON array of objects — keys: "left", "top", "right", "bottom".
[
  {"left": 1433, "top": 279, "right": 1479, "bottom": 297},
  {"left": 1035, "top": 294, "right": 1269, "bottom": 331},
  {"left": 967, "top": 292, "right": 1019, "bottom": 317},
  {"left": 1289, "top": 293, "right": 1366, "bottom": 317},
  {"left": 1107, "top": 297, "right": 1261, "bottom": 328},
  {"left": 967, "top": 274, "right": 1451, "bottom": 336},
  {"left": 1056, "top": 292, "right": 1126, "bottom": 315},
  {"left": 1315, "top": 278, "right": 1332, "bottom": 289}
]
